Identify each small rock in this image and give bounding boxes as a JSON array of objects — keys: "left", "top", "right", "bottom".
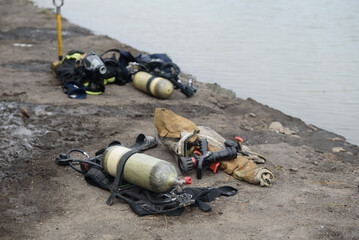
[
  {"left": 20, "top": 107, "right": 30, "bottom": 119},
  {"left": 269, "top": 121, "right": 284, "bottom": 133},
  {"left": 314, "top": 161, "right": 318, "bottom": 165},
  {"left": 209, "top": 97, "right": 218, "bottom": 105},
  {"left": 217, "top": 103, "right": 226, "bottom": 109},
  {"left": 290, "top": 168, "right": 299, "bottom": 172},
  {"left": 328, "top": 137, "right": 345, "bottom": 142},
  {"left": 245, "top": 112, "right": 256, "bottom": 118},
  {"left": 283, "top": 127, "right": 296, "bottom": 135},
  {"left": 332, "top": 147, "right": 346, "bottom": 153},
  {"left": 309, "top": 125, "right": 318, "bottom": 131},
  {"left": 13, "top": 43, "right": 33, "bottom": 48}
]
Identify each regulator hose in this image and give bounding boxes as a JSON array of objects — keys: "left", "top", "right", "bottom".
[{"left": 55, "top": 149, "right": 103, "bottom": 174}]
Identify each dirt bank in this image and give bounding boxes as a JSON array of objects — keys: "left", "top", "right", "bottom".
[{"left": 0, "top": 1, "right": 358, "bottom": 239}]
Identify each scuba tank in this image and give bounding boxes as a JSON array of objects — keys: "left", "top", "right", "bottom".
[
  {"left": 54, "top": 136, "right": 239, "bottom": 216},
  {"left": 102, "top": 145, "right": 179, "bottom": 193},
  {"left": 133, "top": 71, "right": 174, "bottom": 99}
]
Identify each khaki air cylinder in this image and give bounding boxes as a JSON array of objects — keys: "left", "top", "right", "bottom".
[
  {"left": 133, "top": 71, "right": 174, "bottom": 99},
  {"left": 102, "top": 145, "right": 178, "bottom": 193}
]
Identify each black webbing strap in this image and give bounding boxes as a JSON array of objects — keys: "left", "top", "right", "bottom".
[
  {"left": 112, "top": 186, "right": 185, "bottom": 216},
  {"left": 100, "top": 48, "right": 121, "bottom": 58},
  {"left": 145, "top": 75, "right": 157, "bottom": 97},
  {"left": 182, "top": 186, "right": 238, "bottom": 212},
  {"left": 106, "top": 149, "right": 140, "bottom": 206},
  {"left": 110, "top": 185, "right": 238, "bottom": 216}
]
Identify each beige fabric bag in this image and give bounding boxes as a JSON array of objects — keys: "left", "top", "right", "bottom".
[{"left": 154, "top": 108, "right": 274, "bottom": 186}]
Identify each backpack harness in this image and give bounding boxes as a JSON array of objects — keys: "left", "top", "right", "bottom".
[
  {"left": 56, "top": 134, "right": 237, "bottom": 216},
  {"left": 54, "top": 49, "right": 196, "bottom": 98}
]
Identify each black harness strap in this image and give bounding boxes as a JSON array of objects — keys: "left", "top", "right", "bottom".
[
  {"left": 112, "top": 149, "right": 139, "bottom": 190},
  {"left": 100, "top": 49, "right": 136, "bottom": 81},
  {"left": 182, "top": 186, "right": 238, "bottom": 212},
  {"left": 108, "top": 185, "right": 238, "bottom": 216},
  {"left": 106, "top": 149, "right": 140, "bottom": 206}
]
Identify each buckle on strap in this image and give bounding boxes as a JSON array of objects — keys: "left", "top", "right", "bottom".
[{"left": 176, "top": 193, "right": 195, "bottom": 207}]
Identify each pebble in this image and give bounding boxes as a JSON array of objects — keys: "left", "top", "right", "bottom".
[
  {"left": 332, "top": 147, "right": 346, "bottom": 153},
  {"left": 309, "top": 125, "right": 318, "bottom": 131},
  {"left": 328, "top": 137, "right": 345, "bottom": 142},
  {"left": 290, "top": 168, "right": 299, "bottom": 172},
  {"left": 13, "top": 43, "right": 33, "bottom": 47},
  {"left": 269, "top": 121, "right": 284, "bottom": 133}
]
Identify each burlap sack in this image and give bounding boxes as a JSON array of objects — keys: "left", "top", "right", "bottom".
[
  {"left": 154, "top": 108, "right": 274, "bottom": 186},
  {"left": 221, "top": 156, "right": 274, "bottom": 187},
  {"left": 154, "top": 108, "right": 198, "bottom": 139}
]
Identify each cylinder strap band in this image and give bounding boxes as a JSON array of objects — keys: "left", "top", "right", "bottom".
[
  {"left": 146, "top": 75, "right": 157, "bottom": 97},
  {"left": 107, "top": 149, "right": 140, "bottom": 206},
  {"left": 112, "top": 149, "right": 139, "bottom": 191}
]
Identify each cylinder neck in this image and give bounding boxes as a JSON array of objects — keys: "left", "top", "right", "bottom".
[{"left": 172, "top": 177, "right": 192, "bottom": 192}]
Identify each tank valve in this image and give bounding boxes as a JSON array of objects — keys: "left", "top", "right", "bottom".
[{"left": 173, "top": 177, "right": 192, "bottom": 192}]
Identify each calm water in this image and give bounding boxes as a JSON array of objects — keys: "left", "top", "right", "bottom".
[{"left": 33, "top": 0, "right": 359, "bottom": 145}]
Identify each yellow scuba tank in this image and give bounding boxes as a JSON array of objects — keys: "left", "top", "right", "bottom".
[
  {"left": 102, "top": 145, "right": 179, "bottom": 193},
  {"left": 133, "top": 71, "right": 174, "bottom": 99}
]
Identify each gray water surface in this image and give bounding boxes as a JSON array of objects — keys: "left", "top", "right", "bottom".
[{"left": 33, "top": 0, "right": 359, "bottom": 145}]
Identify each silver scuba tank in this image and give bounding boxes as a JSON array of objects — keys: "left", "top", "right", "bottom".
[
  {"left": 102, "top": 145, "right": 179, "bottom": 193},
  {"left": 133, "top": 71, "right": 174, "bottom": 99}
]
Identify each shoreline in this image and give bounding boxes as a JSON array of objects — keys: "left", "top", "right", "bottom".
[
  {"left": 0, "top": 1, "right": 358, "bottom": 239},
  {"left": 30, "top": 0, "right": 359, "bottom": 146}
]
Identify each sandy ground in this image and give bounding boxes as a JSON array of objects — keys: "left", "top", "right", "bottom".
[{"left": 0, "top": 1, "right": 358, "bottom": 239}]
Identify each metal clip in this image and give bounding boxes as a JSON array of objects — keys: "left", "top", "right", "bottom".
[
  {"left": 53, "top": 0, "right": 64, "bottom": 8},
  {"left": 176, "top": 193, "right": 195, "bottom": 207}
]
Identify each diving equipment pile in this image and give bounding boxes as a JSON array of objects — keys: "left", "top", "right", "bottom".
[
  {"left": 54, "top": 109, "right": 276, "bottom": 216},
  {"left": 126, "top": 52, "right": 196, "bottom": 98},
  {"left": 56, "top": 134, "right": 237, "bottom": 216},
  {"left": 154, "top": 108, "right": 275, "bottom": 187},
  {"left": 52, "top": 49, "right": 195, "bottom": 99}
]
